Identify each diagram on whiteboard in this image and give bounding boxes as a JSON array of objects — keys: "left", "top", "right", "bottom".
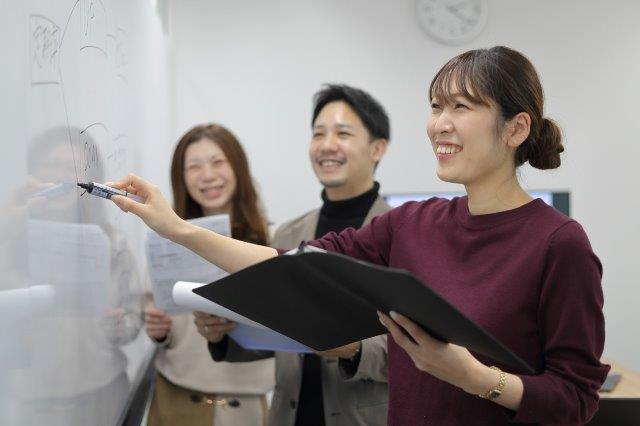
[{"left": 28, "top": 0, "right": 131, "bottom": 191}]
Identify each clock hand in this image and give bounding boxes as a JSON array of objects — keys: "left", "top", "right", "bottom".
[
  {"left": 448, "top": 0, "right": 471, "bottom": 11},
  {"left": 446, "top": 5, "right": 474, "bottom": 25}
]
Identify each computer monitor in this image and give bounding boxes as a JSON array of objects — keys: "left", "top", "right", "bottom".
[{"left": 383, "top": 191, "right": 570, "bottom": 216}]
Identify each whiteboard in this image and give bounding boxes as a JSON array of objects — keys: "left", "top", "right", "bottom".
[{"left": 0, "top": 1, "right": 169, "bottom": 424}]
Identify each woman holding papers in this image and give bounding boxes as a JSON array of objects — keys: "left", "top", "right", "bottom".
[
  {"left": 143, "top": 124, "right": 273, "bottom": 426},
  {"left": 110, "top": 47, "right": 609, "bottom": 425}
]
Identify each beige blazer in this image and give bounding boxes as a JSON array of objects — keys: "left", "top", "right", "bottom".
[{"left": 212, "top": 196, "right": 391, "bottom": 426}]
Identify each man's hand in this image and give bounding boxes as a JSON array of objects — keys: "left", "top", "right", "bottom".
[{"left": 315, "top": 341, "right": 361, "bottom": 359}]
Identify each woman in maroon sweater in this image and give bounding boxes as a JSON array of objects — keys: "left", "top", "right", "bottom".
[{"left": 109, "top": 46, "right": 609, "bottom": 425}]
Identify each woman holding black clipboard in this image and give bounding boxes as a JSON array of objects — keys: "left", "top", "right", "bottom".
[{"left": 108, "top": 47, "right": 609, "bottom": 425}]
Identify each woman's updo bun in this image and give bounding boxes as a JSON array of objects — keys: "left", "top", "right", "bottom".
[{"left": 516, "top": 117, "right": 564, "bottom": 170}]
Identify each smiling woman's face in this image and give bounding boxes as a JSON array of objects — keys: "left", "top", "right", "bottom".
[
  {"left": 183, "top": 138, "right": 236, "bottom": 215},
  {"left": 427, "top": 88, "right": 512, "bottom": 187}
]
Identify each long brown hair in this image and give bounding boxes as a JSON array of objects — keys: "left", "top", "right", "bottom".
[
  {"left": 429, "top": 46, "right": 564, "bottom": 170},
  {"left": 170, "top": 124, "right": 268, "bottom": 245}
]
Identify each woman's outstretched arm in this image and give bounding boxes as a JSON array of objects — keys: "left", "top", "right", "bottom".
[{"left": 108, "top": 173, "right": 278, "bottom": 273}]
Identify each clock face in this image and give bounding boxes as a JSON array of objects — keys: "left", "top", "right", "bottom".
[{"left": 416, "top": 0, "right": 488, "bottom": 45}]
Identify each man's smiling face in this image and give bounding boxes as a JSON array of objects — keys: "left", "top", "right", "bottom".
[{"left": 309, "top": 101, "right": 382, "bottom": 200}]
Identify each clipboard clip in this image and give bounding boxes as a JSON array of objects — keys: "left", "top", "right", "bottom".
[
  {"left": 283, "top": 241, "right": 327, "bottom": 256},
  {"left": 294, "top": 241, "right": 327, "bottom": 255},
  {"left": 296, "top": 240, "right": 308, "bottom": 254}
]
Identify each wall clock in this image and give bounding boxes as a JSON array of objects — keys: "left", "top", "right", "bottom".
[{"left": 416, "top": 0, "right": 488, "bottom": 45}]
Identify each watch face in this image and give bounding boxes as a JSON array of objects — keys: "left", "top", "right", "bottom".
[
  {"left": 416, "top": 0, "right": 488, "bottom": 45},
  {"left": 487, "top": 389, "right": 502, "bottom": 400}
]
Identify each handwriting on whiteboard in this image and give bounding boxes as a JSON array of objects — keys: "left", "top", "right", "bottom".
[
  {"left": 30, "top": 15, "right": 61, "bottom": 85},
  {"left": 81, "top": 0, "right": 108, "bottom": 56}
]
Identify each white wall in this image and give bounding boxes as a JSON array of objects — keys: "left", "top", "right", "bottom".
[{"left": 168, "top": 0, "right": 640, "bottom": 369}]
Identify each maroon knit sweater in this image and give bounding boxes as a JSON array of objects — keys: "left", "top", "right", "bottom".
[{"left": 308, "top": 197, "right": 609, "bottom": 425}]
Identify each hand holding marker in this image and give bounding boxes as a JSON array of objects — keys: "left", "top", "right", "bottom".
[
  {"left": 78, "top": 182, "right": 144, "bottom": 203},
  {"left": 102, "top": 174, "right": 188, "bottom": 240}
]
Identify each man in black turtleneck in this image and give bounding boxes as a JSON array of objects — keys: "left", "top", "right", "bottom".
[
  {"left": 292, "top": 183, "right": 385, "bottom": 426},
  {"left": 204, "top": 84, "right": 391, "bottom": 426}
]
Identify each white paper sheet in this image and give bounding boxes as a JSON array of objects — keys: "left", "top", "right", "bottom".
[
  {"left": 0, "top": 285, "right": 56, "bottom": 322},
  {"left": 27, "top": 220, "right": 110, "bottom": 315},
  {"left": 173, "top": 281, "right": 311, "bottom": 353},
  {"left": 145, "top": 214, "right": 231, "bottom": 314}
]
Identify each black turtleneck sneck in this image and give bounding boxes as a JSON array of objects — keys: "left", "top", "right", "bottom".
[
  {"left": 314, "top": 182, "right": 381, "bottom": 238},
  {"left": 294, "top": 182, "right": 380, "bottom": 426}
]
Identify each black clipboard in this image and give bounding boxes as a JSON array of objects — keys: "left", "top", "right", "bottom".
[{"left": 194, "top": 249, "right": 536, "bottom": 374}]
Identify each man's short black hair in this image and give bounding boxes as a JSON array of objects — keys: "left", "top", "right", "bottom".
[{"left": 311, "top": 84, "right": 390, "bottom": 142}]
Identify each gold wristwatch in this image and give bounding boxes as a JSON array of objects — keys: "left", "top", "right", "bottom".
[{"left": 479, "top": 366, "right": 507, "bottom": 400}]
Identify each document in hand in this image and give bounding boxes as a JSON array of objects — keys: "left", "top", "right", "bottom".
[
  {"left": 173, "top": 281, "right": 311, "bottom": 353},
  {"left": 194, "top": 250, "right": 536, "bottom": 374},
  {"left": 145, "top": 214, "right": 231, "bottom": 314}
]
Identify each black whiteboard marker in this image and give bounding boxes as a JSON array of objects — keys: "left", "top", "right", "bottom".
[{"left": 77, "top": 182, "right": 144, "bottom": 203}]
